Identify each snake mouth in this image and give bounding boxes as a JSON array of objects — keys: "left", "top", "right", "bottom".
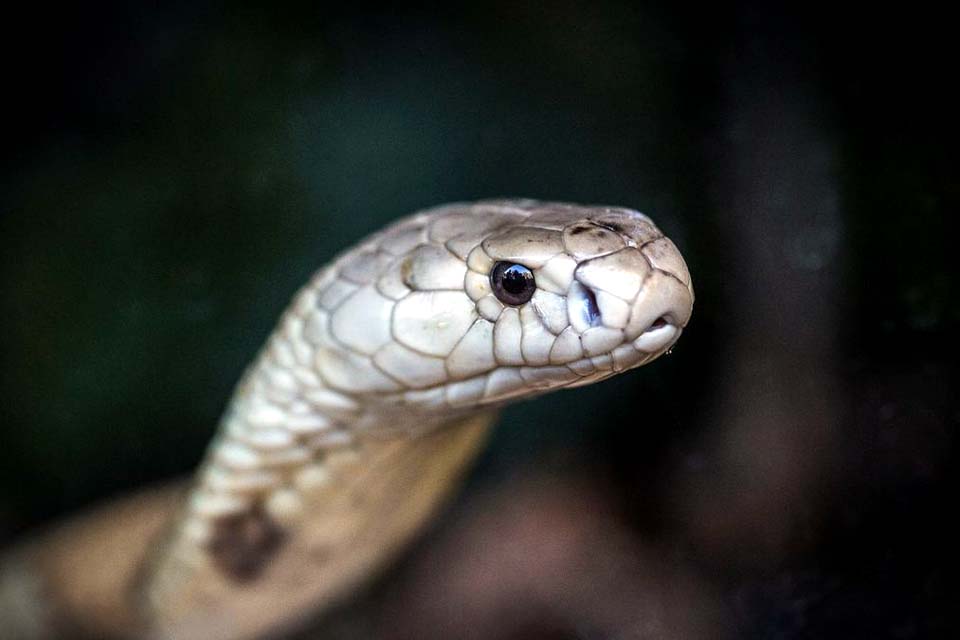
[{"left": 633, "top": 315, "right": 679, "bottom": 353}]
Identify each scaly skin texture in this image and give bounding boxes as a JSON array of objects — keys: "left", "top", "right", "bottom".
[{"left": 0, "top": 200, "right": 693, "bottom": 640}]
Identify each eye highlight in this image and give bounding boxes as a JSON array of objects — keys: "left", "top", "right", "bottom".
[{"left": 490, "top": 262, "right": 536, "bottom": 306}]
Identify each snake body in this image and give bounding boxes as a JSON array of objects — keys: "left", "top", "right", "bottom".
[{"left": 0, "top": 200, "right": 693, "bottom": 639}]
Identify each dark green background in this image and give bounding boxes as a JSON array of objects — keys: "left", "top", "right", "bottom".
[{"left": 1, "top": 2, "right": 956, "bottom": 637}]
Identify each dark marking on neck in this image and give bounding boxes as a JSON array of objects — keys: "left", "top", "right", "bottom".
[{"left": 206, "top": 503, "right": 286, "bottom": 582}]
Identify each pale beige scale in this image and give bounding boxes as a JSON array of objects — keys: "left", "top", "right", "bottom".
[{"left": 0, "top": 200, "right": 693, "bottom": 640}]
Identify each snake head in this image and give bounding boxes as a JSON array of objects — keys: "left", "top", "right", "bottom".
[
  {"left": 287, "top": 199, "right": 693, "bottom": 414},
  {"left": 456, "top": 200, "right": 694, "bottom": 396}
]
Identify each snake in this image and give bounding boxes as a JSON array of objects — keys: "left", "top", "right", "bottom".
[{"left": 0, "top": 199, "right": 693, "bottom": 640}]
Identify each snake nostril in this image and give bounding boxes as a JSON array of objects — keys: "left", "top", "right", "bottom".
[
  {"left": 649, "top": 316, "right": 668, "bottom": 330},
  {"left": 583, "top": 287, "right": 601, "bottom": 327},
  {"left": 568, "top": 281, "right": 603, "bottom": 332}
]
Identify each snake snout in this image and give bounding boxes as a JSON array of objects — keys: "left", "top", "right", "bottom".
[
  {"left": 625, "top": 257, "right": 694, "bottom": 353},
  {"left": 570, "top": 235, "right": 692, "bottom": 356}
]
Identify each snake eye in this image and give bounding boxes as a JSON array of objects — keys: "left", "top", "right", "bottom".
[{"left": 490, "top": 261, "right": 536, "bottom": 306}]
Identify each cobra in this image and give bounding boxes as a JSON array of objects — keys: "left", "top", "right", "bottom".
[{"left": 0, "top": 200, "right": 694, "bottom": 639}]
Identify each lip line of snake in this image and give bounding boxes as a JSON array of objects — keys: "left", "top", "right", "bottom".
[
  {"left": 353, "top": 307, "right": 681, "bottom": 401},
  {"left": 322, "top": 241, "right": 684, "bottom": 401}
]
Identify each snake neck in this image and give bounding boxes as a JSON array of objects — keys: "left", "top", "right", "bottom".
[
  {"left": 159, "top": 322, "right": 466, "bottom": 576},
  {"left": 135, "top": 338, "right": 495, "bottom": 639},
  {"left": 0, "top": 343, "right": 494, "bottom": 640}
]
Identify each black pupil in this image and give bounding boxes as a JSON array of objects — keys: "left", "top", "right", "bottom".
[
  {"left": 501, "top": 265, "right": 529, "bottom": 294},
  {"left": 491, "top": 262, "right": 535, "bottom": 305}
]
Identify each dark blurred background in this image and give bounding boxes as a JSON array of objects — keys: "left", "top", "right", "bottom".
[{"left": 1, "top": 2, "right": 957, "bottom": 638}]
